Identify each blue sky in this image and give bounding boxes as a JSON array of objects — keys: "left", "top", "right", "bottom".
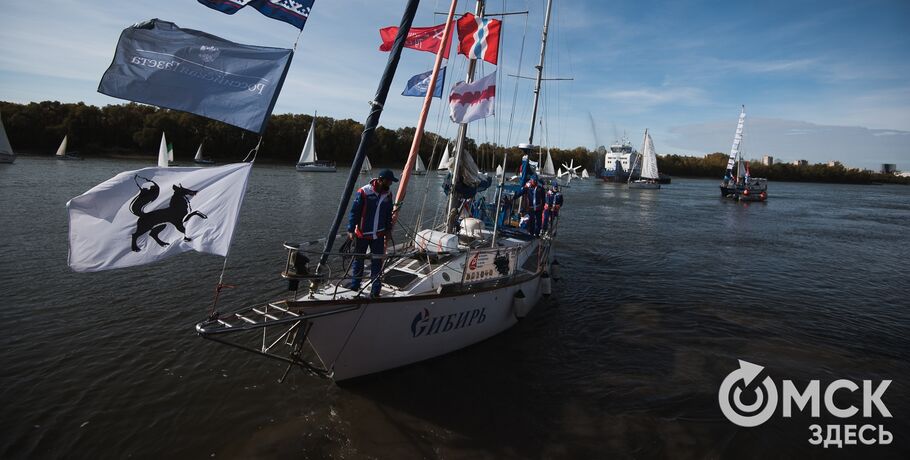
[{"left": 1, "top": 0, "right": 908, "bottom": 169}]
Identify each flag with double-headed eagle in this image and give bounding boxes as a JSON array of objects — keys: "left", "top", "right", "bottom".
[
  {"left": 456, "top": 12, "right": 501, "bottom": 65},
  {"left": 449, "top": 71, "right": 496, "bottom": 124}
]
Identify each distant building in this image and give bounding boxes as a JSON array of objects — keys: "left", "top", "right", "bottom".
[
  {"left": 827, "top": 160, "right": 842, "bottom": 167},
  {"left": 791, "top": 159, "right": 808, "bottom": 167},
  {"left": 881, "top": 164, "right": 898, "bottom": 174},
  {"left": 762, "top": 155, "right": 773, "bottom": 166}
]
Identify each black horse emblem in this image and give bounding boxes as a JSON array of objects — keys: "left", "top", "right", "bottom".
[{"left": 129, "top": 175, "right": 207, "bottom": 252}]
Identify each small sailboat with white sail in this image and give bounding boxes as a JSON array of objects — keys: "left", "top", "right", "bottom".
[
  {"left": 360, "top": 155, "right": 372, "bottom": 175},
  {"left": 55, "top": 135, "right": 83, "bottom": 160},
  {"left": 296, "top": 116, "right": 336, "bottom": 172},
  {"left": 193, "top": 142, "right": 215, "bottom": 165},
  {"left": 436, "top": 143, "right": 452, "bottom": 174},
  {"left": 720, "top": 106, "right": 767, "bottom": 201},
  {"left": 0, "top": 112, "right": 14, "bottom": 164},
  {"left": 581, "top": 169, "right": 589, "bottom": 179},
  {"left": 167, "top": 141, "right": 178, "bottom": 165},
  {"left": 629, "top": 129, "right": 660, "bottom": 189},
  {"left": 413, "top": 154, "right": 426, "bottom": 175},
  {"left": 157, "top": 132, "right": 169, "bottom": 168}
]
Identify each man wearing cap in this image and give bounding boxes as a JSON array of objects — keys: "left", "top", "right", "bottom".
[
  {"left": 347, "top": 169, "right": 398, "bottom": 297},
  {"left": 542, "top": 181, "right": 563, "bottom": 235}
]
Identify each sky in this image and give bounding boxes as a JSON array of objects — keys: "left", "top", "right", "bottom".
[{"left": 1, "top": 0, "right": 908, "bottom": 169}]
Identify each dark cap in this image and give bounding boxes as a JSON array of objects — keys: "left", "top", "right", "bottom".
[{"left": 378, "top": 169, "right": 399, "bottom": 182}]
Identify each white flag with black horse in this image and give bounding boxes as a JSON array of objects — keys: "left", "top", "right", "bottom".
[{"left": 67, "top": 163, "right": 252, "bottom": 272}]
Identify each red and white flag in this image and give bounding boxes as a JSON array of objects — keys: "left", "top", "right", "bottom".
[
  {"left": 379, "top": 23, "right": 451, "bottom": 58},
  {"left": 457, "top": 12, "right": 501, "bottom": 65},
  {"left": 449, "top": 71, "right": 496, "bottom": 124}
]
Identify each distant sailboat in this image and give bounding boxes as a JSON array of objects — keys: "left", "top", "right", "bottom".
[
  {"left": 436, "top": 143, "right": 451, "bottom": 173},
  {"left": 541, "top": 149, "right": 556, "bottom": 177},
  {"left": 193, "top": 142, "right": 215, "bottom": 165},
  {"left": 360, "top": 155, "right": 372, "bottom": 175},
  {"left": 495, "top": 164, "right": 503, "bottom": 177},
  {"left": 0, "top": 112, "right": 15, "bottom": 164},
  {"left": 629, "top": 129, "right": 660, "bottom": 189},
  {"left": 413, "top": 154, "right": 426, "bottom": 175},
  {"left": 581, "top": 169, "right": 589, "bottom": 179},
  {"left": 719, "top": 106, "right": 767, "bottom": 201},
  {"left": 157, "top": 133, "right": 169, "bottom": 168},
  {"left": 296, "top": 116, "right": 336, "bottom": 172},
  {"left": 55, "top": 135, "right": 82, "bottom": 160}
]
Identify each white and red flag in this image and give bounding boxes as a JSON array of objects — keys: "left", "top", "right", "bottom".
[
  {"left": 379, "top": 23, "right": 452, "bottom": 58},
  {"left": 456, "top": 12, "right": 501, "bottom": 65},
  {"left": 449, "top": 71, "right": 496, "bottom": 124}
]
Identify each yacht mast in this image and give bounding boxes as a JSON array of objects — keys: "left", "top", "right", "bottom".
[
  {"left": 445, "top": 0, "right": 486, "bottom": 233},
  {"left": 525, "top": 0, "right": 553, "bottom": 147}
]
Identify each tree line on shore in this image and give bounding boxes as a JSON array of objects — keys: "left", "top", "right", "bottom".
[
  {"left": 0, "top": 100, "right": 592, "bottom": 172},
  {"left": 2, "top": 100, "right": 906, "bottom": 185}
]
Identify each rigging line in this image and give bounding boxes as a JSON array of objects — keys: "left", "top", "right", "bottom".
[
  {"left": 292, "top": 28, "right": 304, "bottom": 52},
  {"left": 505, "top": 0, "right": 531, "bottom": 149},
  {"left": 210, "top": 135, "right": 261, "bottom": 316}
]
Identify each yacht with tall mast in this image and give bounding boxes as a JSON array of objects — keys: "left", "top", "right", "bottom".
[
  {"left": 296, "top": 115, "right": 336, "bottom": 172},
  {"left": 720, "top": 106, "right": 767, "bottom": 201},
  {"left": 0, "top": 112, "right": 15, "bottom": 164},
  {"left": 196, "top": 0, "right": 564, "bottom": 381}
]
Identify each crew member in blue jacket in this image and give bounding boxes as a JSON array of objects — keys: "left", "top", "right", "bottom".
[
  {"left": 516, "top": 178, "right": 546, "bottom": 236},
  {"left": 543, "top": 182, "right": 563, "bottom": 234},
  {"left": 347, "top": 169, "right": 398, "bottom": 297}
]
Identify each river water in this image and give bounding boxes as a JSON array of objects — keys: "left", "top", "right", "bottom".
[{"left": 1, "top": 156, "right": 908, "bottom": 459}]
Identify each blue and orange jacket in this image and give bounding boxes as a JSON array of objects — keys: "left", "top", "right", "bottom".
[{"left": 348, "top": 180, "right": 393, "bottom": 239}]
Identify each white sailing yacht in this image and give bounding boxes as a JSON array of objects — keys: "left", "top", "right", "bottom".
[
  {"left": 360, "top": 155, "right": 372, "bottom": 175},
  {"left": 55, "top": 135, "right": 83, "bottom": 161},
  {"left": 720, "top": 106, "right": 767, "bottom": 201},
  {"left": 296, "top": 117, "right": 336, "bottom": 172},
  {"left": 0, "top": 112, "right": 14, "bottom": 164},
  {"left": 413, "top": 154, "right": 427, "bottom": 175},
  {"left": 436, "top": 143, "right": 452, "bottom": 173},
  {"left": 197, "top": 0, "right": 562, "bottom": 381},
  {"left": 541, "top": 149, "right": 556, "bottom": 178},
  {"left": 581, "top": 169, "right": 589, "bottom": 179},
  {"left": 629, "top": 129, "right": 660, "bottom": 189},
  {"left": 157, "top": 132, "right": 169, "bottom": 168},
  {"left": 193, "top": 142, "right": 215, "bottom": 165}
]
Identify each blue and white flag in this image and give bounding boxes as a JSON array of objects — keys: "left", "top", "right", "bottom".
[
  {"left": 402, "top": 67, "right": 445, "bottom": 98},
  {"left": 67, "top": 163, "right": 253, "bottom": 272},
  {"left": 98, "top": 19, "right": 293, "bottom": 134},
  {"left": 198, "top": 0, "right": 315, "bottom": 30}
]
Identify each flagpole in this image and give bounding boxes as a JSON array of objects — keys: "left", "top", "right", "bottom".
[
  {"left": 445, "top": 0, "right": 486, "bottom": 234},
  {"left": 392, "top": 0, "right": 459, "bottom": 227}
]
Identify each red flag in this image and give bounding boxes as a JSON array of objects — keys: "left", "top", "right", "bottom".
[
  {"left": 379, "top": 24, "right": 451, "bottom": 58},
  {"left": 456, "top": 12, "right": 501, "bottom": 65}
]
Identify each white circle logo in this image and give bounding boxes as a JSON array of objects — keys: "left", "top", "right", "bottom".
[{"left": 718, "top": 360, "right": 778, "bottom": 427}]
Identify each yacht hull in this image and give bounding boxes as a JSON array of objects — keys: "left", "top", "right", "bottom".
[{"left": 305, "top": 273, "right": 544, "bottom": 380}]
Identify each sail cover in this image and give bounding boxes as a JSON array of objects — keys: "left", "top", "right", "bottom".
[{"left": 98, "top": 19, "right": 293, "bottom": 134}]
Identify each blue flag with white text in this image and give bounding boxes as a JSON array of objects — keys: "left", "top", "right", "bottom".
[
  {"left": 98, "top": 19, "right": 293, "bottom": 134},
  {"left": 402, "top": 67, "right": 446, "bottom": 98},
  {"left": 197, "top": 0, "right": 315, "bottom": 30}
]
